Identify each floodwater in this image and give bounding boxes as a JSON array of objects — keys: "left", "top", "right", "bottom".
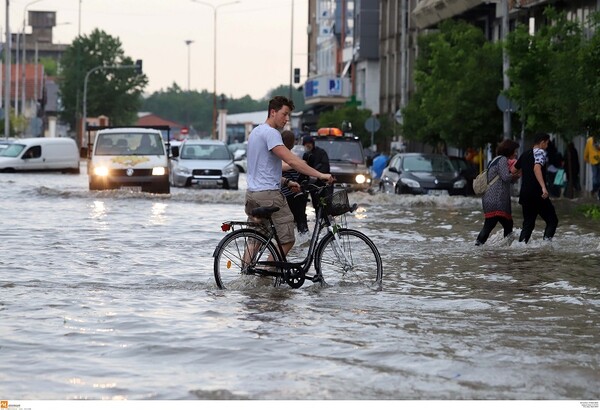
[{"left": 1, "top": 167, "right": 599, "bottom": 400}]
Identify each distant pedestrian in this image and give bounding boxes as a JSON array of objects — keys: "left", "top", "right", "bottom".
[
  {"left": 515, "top": 132, "right": 559, "bottom": 243},
  {"left": 583, "top": 135, "right": 600, "bottom": 200},
  {"left": 563, "top": 142, "right": 580, "bottom": 198},
  {"left": 302, "top": 135, "right": 333, "bottom": 210},
  {"left": 475, "top": 139, "right": 520, "bottom": 246},
  {"left": 372, "top": 152, "right": 389, "bottom": 184},
  {"left": 281, "top": 130, "right": 309, "bottom": 234}
]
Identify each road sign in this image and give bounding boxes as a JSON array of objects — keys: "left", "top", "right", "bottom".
[
  {"left": 496, "top": 94, "right": 519, "bottom": 113},
  {"left": 395, "top": 109, "right": 403, "bottom": 125},
  {"left": 365, "top": 117, "right": 381, "bottom": 133}
]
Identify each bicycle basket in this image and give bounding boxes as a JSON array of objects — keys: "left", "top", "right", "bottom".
[{"left": 326, "top": 190, "right": 352, "bottom": 216}]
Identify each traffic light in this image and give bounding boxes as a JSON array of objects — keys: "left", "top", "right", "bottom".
[
  {"left": 293, "top": 68, "right": 300, "bottom": 84},
  {"left": 135, "top": 59, "right": 143, "bottom": 74}
]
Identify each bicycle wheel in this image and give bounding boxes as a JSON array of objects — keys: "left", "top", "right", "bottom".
[
  {"left": 213, "top": 228, "right": 282, "bottom": 289},
  {"left": 314, "top": 228, "right": 383, "bottom": 289}
]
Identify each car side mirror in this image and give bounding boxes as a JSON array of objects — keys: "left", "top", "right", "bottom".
[
  {"left": 388, "top": 167, "right": 399, "bottom": 173},
  {"left": 171, "top": 146, "right": 179, "bottom": 158}
]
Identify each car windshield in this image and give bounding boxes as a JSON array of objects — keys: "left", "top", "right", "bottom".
[
  {"left": 403, "top": 155, "right": 455, "bottom": 172},
  {"left": 315, "top": 139, "right": 364, "bottom": 163},
  {"left": 181, "top": 144, "right": 231, "bottom": 160},
  {"left": 0, "top": 144, "right": 25, "bottom": 158},
  {"left": 95, "top": 133, "right": 165, "bottom": 156}
]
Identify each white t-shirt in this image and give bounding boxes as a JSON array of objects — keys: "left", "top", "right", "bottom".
[{"left": 246, "top": 123, "right": 284, "bottom": 192}]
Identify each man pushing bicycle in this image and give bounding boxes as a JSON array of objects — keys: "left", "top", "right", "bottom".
[{"left": 245, "top": 96, "right": 334, "bottom": 257}]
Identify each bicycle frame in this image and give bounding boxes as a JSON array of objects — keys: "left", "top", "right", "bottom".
[{"left": 221, "top": 201, "right": 343, "bottom": 285}]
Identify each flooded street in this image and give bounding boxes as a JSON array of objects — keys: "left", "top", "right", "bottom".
[{"left": 1, "top": 168, "right": 599, "bottom": 400}]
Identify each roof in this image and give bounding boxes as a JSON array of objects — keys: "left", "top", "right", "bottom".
[
  {"left": 136, "top": 113, "right": 184, "bottom": 128},
  {"left": 225, "top": 111, "right": 267, "bottom": 125}
]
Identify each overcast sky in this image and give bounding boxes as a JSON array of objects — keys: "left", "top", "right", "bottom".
[{"left": 4, "top": 0, "right": 308, "bottom": 100}]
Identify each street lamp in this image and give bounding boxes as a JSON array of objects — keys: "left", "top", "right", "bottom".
[
  {"left": 185, "top": 39, "right": 194, "bottom": 91},
  {"left": 4, "top": 0, "right": 12, "bottom": 138},
  {"left": 191, "top": 0, "right": 240, "bottom": 139}
]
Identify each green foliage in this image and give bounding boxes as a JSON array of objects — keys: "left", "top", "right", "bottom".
[
  {"left": 577, "top": 204, "right": 600, "bottom": 220},
  {"left": 579, "top": 12, "right": 600, "bottom": 134},
  {"left": 59, "top": 29, "right": 148, "bottom": 127},
  {"left": 141, "top": 84, "right": 304, "bottom": 136},
  {"left": 39, "top": 58, "right": 58, "bottom": 76},
  {"left": 403, "top": 20, "right": 503, "bottom": 150},
  {"left": 506, "top": 7, "right": 587, "bottom": 141}
]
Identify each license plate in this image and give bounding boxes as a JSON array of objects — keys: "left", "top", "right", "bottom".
[
  {"left": 194, "top": 180, "right": 218, "bottom": 187},
  {"left": 120, "top": 186, "right": 142, "bottom": 192},
  {"left": 427, "top": 189, "right": 448, "bottom": 196}
]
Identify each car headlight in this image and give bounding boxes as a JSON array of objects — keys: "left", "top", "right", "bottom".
[
  {"left": 93, "top": 166, "right": 109, "bottom": 176},
  {"left": 400, "top": 177, "right": 420, "bottom": 188},
  {"left": 355, "top": 174, "right": 366, "bottom": 184},
  {"left": 223, "top": 165, "right": 237, "bottom": 177},
  {"left": 176, "top": 166, "right": 190, "bottom": 174},
  {"left": 453, "top": 178, "right": 467, "bottom": 189},
  {"left": 152, "top": 167, "right": 166, "bottom": 176}
]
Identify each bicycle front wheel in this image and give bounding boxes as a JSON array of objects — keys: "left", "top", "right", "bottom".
[
  {"left": 213, "top": 229, "right": 282, "bottom": 289},
  {"left": 315, "top": 228, "right": 383, "bottom": 289}
]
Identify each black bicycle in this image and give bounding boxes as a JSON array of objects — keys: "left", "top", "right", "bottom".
[{"left": 213, "top": 183, "right": 383, "bottom": 290}]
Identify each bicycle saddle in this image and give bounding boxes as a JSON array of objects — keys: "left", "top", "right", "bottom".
[{"left": 250, "top": 206, "right": 280, "bottom": 218}]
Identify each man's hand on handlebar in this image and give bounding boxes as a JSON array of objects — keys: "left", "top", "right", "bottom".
[{"left": 320, "top": 173, "right": 335, "bottom": 185}]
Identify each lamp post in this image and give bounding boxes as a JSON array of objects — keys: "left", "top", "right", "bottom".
[
  {"left": 289, "top": 0, "right": 294, "bottom": 101},
  {"left": 185, "top": 39, "right": 194, "bottom": 91},
  {"left": 4, "top": 0, "right": 12, "bottom": 138},
  {"left": 191, "top": 0, "right": 240, "bottom": 139},
  {"left": 501, "top": 0, "right": 511, "bottom": 140}
]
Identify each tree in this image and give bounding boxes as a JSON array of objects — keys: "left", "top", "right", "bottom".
[
  {"left": 402, "top": 20, "right": 503, "bottom": 150},
  {"left": 59, "top": 29, "right": 148, "bottom": 127},
  {"left": 506, "top": 7, "right": 587, "bottom": 140}
]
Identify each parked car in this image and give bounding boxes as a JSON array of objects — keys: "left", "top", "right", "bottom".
[
  {"left": 380, "top": 153, "right": 467, "bottom": 196},
  {"left": 448, "top": 155, "right": 478, "bottom": 196},
  {"left": 227, "top": 142, "right": 247, "bottom": 173},
  {"left": 171, "top": 139, "right": 239, "bottom": 189},
  {"left": 0, "top": 137, "right": 80, "bottom": 174},
  {"left": 0, "top": 140, "right": 13, "bottom": 154}
]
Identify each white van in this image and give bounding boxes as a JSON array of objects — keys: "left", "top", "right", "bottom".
[
  {"left": 0, "top": 137, "right": 80, "bottom": 173},
  {"left": 88, "top": 127, "right": 170, "bottom": 194}
]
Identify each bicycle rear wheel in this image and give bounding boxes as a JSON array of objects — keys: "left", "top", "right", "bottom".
[
  {"left": 315, "top": 228, "right": 383, "bottom": 289},
  {"left": 213, "top": 229, "right": 282, "bottom": 289}
]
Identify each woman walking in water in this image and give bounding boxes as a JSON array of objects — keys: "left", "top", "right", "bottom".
[{"left": 475, "top": 139, "right": 520, "bottom": 246}]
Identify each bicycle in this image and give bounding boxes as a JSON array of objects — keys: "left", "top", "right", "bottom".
[{"left": 213, "top": 183, "right": 383, "bottom": 290}]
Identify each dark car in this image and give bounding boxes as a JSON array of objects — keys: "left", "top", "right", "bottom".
[
  {"left": 380, "top": 153, "right": 467, "bottom": 196},
  {"left": 448, "top": 155, "right": 478, "bottom": 195}
]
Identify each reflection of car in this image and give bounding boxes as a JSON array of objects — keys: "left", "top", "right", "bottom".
[
  {"left": 228, "top": 142, "right": 247, "bottom": 173},
  {"left": 448, "top": 156, "right": 477, "bottom": 195},
  {"left": 380, "top": 153, "right": 467, "bottom": 196},
  {"left": 171, "top": 139, "right": 239, "bottom": 189}
]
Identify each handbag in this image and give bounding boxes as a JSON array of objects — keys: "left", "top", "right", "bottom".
[{"left": 553, "top": 168, "right": 566, "bottom": 187}]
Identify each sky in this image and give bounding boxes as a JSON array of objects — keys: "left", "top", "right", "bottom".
[{"left": 3, "top": 0, "right": 309, "bottom": 100}]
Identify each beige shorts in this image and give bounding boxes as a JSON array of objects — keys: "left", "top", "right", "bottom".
[{"left": 245, "top": 190, "right": 295, "bottom": 245}]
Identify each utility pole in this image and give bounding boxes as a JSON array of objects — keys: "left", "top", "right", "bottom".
[
  {"left": 502, "top": 0, "right": 511, "bottom": 140},
  {"left": 4, "top": 0, "right": 11, "bottom": 138}
]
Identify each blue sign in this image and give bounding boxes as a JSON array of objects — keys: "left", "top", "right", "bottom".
[{"left": 328, "top": 79, "right": 341, "bottom": 95}]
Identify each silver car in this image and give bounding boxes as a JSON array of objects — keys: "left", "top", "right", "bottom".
[{"left": 170, "top": 140, "right": 239, "bottom": 189}]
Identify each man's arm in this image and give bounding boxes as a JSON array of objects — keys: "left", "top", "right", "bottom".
[
  {"left": 272, "top": 145, "right": 333, "bottom": 183},
  {"left": 534, "top": 163, "right": 549, "bottom": 198}
]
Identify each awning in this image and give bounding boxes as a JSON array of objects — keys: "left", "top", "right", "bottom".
[{"left": 412, "top": 0, "right": 486, "bottom": 29}]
